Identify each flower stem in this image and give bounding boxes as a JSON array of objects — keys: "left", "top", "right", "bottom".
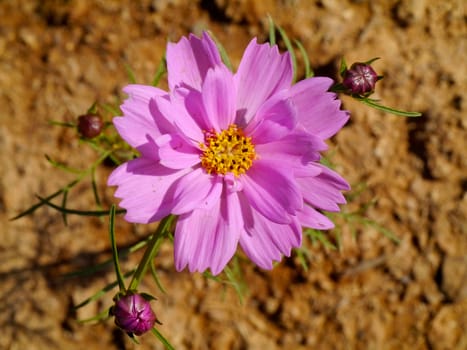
[
  {"left": 151, "top": 327, "right": 176, "bottom": 350},
  {"left": 109, "top": 205, "right": 126, "bottom": 292},
  {"left": 128, "top": 215, "right": 174, "bottom": 291}
]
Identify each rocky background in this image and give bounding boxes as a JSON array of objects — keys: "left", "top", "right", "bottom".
[{"left": 0, "top": 1, "right": 466, "bottom": 349}]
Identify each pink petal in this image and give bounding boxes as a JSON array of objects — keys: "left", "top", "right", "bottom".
[
  {"left": 114, "top": 85, "right": 171, "bottom": 155},
  {"left": 166, "top": 32, "right": 222, "bottom": 91},
  {"left": 240, "top": 160, "right": 302, "bottom": 224},
  {"left": 152, "top": 90, "right": 204, "bottom": 145},
  {"left": 297, "top": 205, "right": 335, "bottom": 230},
  {"left": 299, "top": 182, "right": 345, "bottom": 211},
  {"left": 289, "top": 77, "right": 349, "bottom": 139},
  {"left": 239, "top": 208, "right": 302, "bottom": 269},
  {"left": 234, "top": 39, "right": 292, "bottom": 126},
  {"left": 174, "top": 190, "right": 243, "bottom": 275},
  {"left": 170, "top": 167, "right": 223, "bottom": 215},
  {"left": 245, "top": 92, "right": 296, "bottom": 144},
  {"left": 255, "top": 130, "right": 327, "bottom": 166},
  {"left": 201, "top": 66, "right": 236, "bottom": 131},
  {"left": 297, "top": 164, "right": 349, "bottom": 212},
  {"left": 183, "top": 88, "right": 210, "bottom": 132},
  {"left": 156, "top": 133, "right": 201, "bottom": 169},
  {"left": 130, "top": 136, "right": 159, "bottom": 162},
  {"left": 237, "top": 191, "right": 254, "bottom": 229},
  {"left": 107, "top": 158, "right": 190, "bottom": 223},
  {"left": 293, "top": 162, "right": 323, "bottom": 177},
  {"left": 316, "top": 164, "right": 350, "bottom": 191}
]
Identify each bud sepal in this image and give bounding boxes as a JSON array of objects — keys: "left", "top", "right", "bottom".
[
  {"left": 110, "top": 291, "right": 160, "bottom": 337},
  {"left": 330, "top": 58, "right": 421, "bottom": 117}
]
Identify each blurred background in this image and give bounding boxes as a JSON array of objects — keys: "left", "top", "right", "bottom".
[{"left": 0, "top": 1, "right": 465, "bottom": 349}]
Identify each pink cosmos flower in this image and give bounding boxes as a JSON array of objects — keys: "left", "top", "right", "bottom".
[{"left": 108, "top": 32, "right": 350, "bottom": 275}]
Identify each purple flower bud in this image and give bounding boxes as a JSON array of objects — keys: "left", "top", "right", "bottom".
[
  {"left": 77, "top": 113, "right": 103, "bottom": 139},
  {"left": 112, "top": 293, "right": 156, "bottom": 335},
  {"left": 342, "top": 63, "right": 378, "bottom": 96}
]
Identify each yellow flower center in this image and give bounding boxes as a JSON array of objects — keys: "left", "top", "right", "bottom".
[{"left": 200, "top": 125, "right": 256, "bottom": 176}]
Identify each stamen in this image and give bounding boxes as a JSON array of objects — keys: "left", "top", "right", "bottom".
[{"left": 200, "top": 125, "right": 256, "bottom": 176}]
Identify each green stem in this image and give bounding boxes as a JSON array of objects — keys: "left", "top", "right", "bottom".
[
  {"left": 109, "top": 205, "right": 126, "bottom": 292},
  {"left": 128, "top": 215, "right": 174, "bottom": 291},
  {"left": 151, "top": 327, "right": 176, "bottom": 350}
]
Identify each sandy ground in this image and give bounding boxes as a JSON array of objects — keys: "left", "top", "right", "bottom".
[{"left": 1, "top": 1, "right": 466, "bottom": 349}]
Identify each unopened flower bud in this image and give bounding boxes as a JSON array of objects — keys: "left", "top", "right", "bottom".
[
  {"left": 77, "top": 113, "right": 103, "bottom": 138},
  {"left": 343, "top": 63, "right": 378, "bottom": 96},
  {"left": 112, "top": 293, "right": 156, "bottom": 336}
]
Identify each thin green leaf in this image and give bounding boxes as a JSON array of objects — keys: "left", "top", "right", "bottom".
[
  {"left": 106, "top": 152, "right": 124, "bottom": 166},
  {"left": 364, "top": 57, "right": 380, "bottom": 65},
  {"left": 151, "top": 328, "right": 176, "bottom": 350},
  {"left": 124, "top": 63, "right": 137, "bottom": 84},
  {"left": 128, "top": 333, "right": 140, "bottom": 345},
  {"left": 151, "top": 55, "right": 167, "bottom": 86},
  {"left": 294, "top": 39, "right": 313, "bottom": 78},
  {"left": 276, "top": 25, "right": 297, "bottom": 83},
  {"left": 61, "top": 190, "right": 69, "bottom": 226},
  {"left": 339, "top": 58, "right": 348, "bottom": 77},
  {"left": 344, "top": 182, "right": 368, "bottom": 202},
  {"left": 80, "top": 138, "right": 109, "bottom": 154},
  {"left": 91, "top": 169, "right": 102, "bottom": 208},
  {"left": 358, "top": 98, "right": 422, "bottom": 117},
  {"left": 109, "top": 205, "right": 126, "bottom": 292},
  {"left": 74, "top": 269, "right": 134, "bottom": 309},
  {"left": 77, "top": 308, "right": 110, "bottom": 324},
  {"left": 332, "top": 227, "right": 343, "bottom": 251},
  {"left": 202, "top": 257, "right": 248, "bottom": 302},
  {"left": 328, "top": 82, "right": 348, "bottom": 93},
  {"left": 35, "top": 195, "right": 125, "bottom": 216},
  {"left": 87, "top": 101, "right": 98, "bottom": 114},
  {"left": 305, "top": 229, "right": 337, "bottom": 250},
  {"left": 48, "top": 120, "right": 76, "bottom": 128},
  {"left": 224, "top": 257, "right": 247, "bottom": 302},
  {"left": 75, "top": 280, "right": 118, "bottom": 309},
  {"left": 294, "top": 247, "right": 310, "bottom": 271},
  {"left": 45, "top": 154, "right": 82, "bottom": 174},
  {"left": 361, "top": 217, "right": 400, "bottom": 243},
  {"left": 209, "top": 31, "right": 233, "bottom": 71},
  {"left": 10, "top": 181, "right": 75, "bottom": 220},
  {"left": 65, "top": 259, "right": 114, "bottom": 279},
  {"left": 100, "top": 103, "right": 121, "bottom": 117},
  {"left": 203, "top": 270, "right": 222, "bottom": 283},
  {"left": 140, "top": 292, "right": 157, "bottom": 302},
  {"left": 268, "top": 15, "right": 276, "bottom": 46},
  {"left": 333, "top": 193, "right": 401, "bottom": 244},
  {"left": 319, "top": 154, "right": 336, "bottom": 169},
  {"left": 12, "top": 149, "right": 112, "bottom": 221},
  {"left": 150, "top": 261, "right": 167, "bottom": 294},
  {"left": 64, "top": 238, "right": 148, "bottom": 278},
  {"left": 128, "top": 215, "right": 174, "bottom": 291}
]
